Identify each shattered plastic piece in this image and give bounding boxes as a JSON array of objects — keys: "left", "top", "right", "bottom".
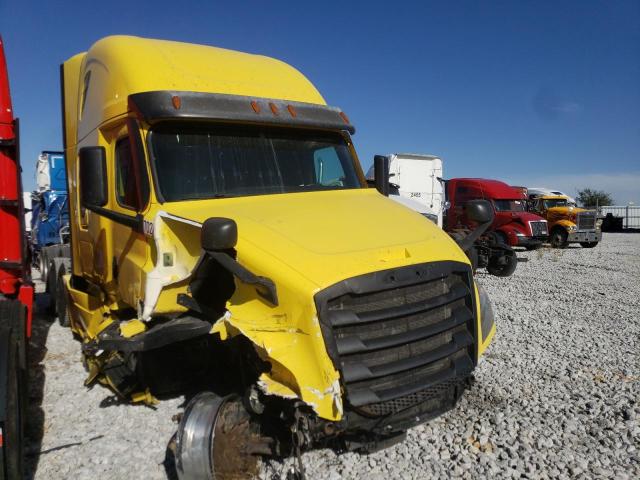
[
  {"left": 131, "top": 388, "right": 159, "bottom": 405},
  {"left": 119, "top": 319, "right": 147, "bottom": 338}
]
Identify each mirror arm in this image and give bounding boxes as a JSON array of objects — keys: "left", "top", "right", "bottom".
[
  {"left": 205, "top": 250, "right": 279, "bottom": 306},
  {"left": 458, "top": 219, "right": 492, "bottom": 252}
]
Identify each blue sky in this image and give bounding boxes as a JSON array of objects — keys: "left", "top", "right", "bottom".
[{"left": 1, "top": 0, "right": 638, "bottom": 203}]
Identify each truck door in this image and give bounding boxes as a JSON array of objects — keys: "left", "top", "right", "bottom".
[{"left": 109, "top": 121, "right": 151, "bottom": 310}]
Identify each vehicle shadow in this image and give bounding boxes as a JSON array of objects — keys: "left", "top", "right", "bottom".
[{"left": 23, "top": 289, "right": 55, "bottom": 480}]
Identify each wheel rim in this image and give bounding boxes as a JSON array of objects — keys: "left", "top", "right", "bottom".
[{"left": 176, "top": 393, "right": 258, "bottom": 480}]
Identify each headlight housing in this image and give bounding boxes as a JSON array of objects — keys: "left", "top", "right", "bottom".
[{"left": 568, "top": 224, "right": 578, "bottom": 232}]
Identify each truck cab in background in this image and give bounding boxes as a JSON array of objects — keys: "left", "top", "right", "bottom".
[
  {"left": 30, "top": 151, "right": 71, "bottom": 284},
  {"left": 446, "top": 178, "right": 548, "bottom": 250},
  {"left": 366, "top": 153, "right": 444, "bottom": 226},
  {"left": 527, "top": 193, "right": 601, "bottom": 248}
]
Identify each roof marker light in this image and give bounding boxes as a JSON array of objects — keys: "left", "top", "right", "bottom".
[
  {"left": 269, "top": 102, "right": 279, "bottom": 115},
  {"left": 339, "top": 111, "right": 350, "bottom": 124},
  {"left": 287, "top": 105, "right": 297, "bottom": 117},
  {"left": 171, "top": 96, "right": 181, "bottom": 110},
  {"left": 251, "top": 101, "right": 261, "bottom": 113}
]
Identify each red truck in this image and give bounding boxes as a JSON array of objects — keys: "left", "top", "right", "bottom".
[
  {"left": 443, "top": 178, "right": 548, "bottom": 277},
  {"left": 0, "top": 36, "right": 34, "bottom": 480}
]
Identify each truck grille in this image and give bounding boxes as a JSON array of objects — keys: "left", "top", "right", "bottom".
[
  {"left": 577, "top": 212, "right": 596, "bottom": 231},
  {"left": 529, "top": 220, "right": 548, "bottom": 237},
  {"left": 315, "top": 262, "right": 476, "bottom": 417}
]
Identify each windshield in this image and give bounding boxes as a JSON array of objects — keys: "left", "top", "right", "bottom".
[
  {"left": 149, "top": 124, "right": 363, "bottom": 201},
  {"left": 493, "top": 199, "right": 525, "bottom": 212},
  {"left": 543, "top": 198, "right": 569, "bottom": 209}
]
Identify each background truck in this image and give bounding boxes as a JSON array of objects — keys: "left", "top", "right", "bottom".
[
  {"left": 527, "top": 192, "right": 601, "bottom": 248},
  {"left": 30, "top": 151, "right": 71, "bottom": 287},
  {"left": 53, "top": 35, "right": 496, "bottom": 479},
  {"left": 371, "top": 158, "right": 523, "bottom": 277},
  {"left": 366, "top": 153, "right": 444, "bottom": 226},
  {"left": 446, "top": 178, "right": 549, "bottom": 250},
  {"left": 0, "top": 35, "right": 35, "bottom": 480}
]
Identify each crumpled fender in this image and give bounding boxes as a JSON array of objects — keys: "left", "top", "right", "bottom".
[{"left": 211, "top": 280, "right": 343, "bottom": 421}]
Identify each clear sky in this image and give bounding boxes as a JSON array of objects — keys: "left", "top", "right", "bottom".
[{"left": 1, "top": 0, "right": 638, "bottom": 203}]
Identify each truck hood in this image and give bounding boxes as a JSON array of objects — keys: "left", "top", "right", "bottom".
[
  {"left": 546, "top": 206, "right": 590, "bottom": 223},
  {"left": 158, "top": 188, "right": 468, "bottom": 289},
  {"left": 492, "top": 211, "right": 546, "bottom": 231}
]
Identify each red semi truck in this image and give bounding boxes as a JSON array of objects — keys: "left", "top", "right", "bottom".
[
  {"left": 446, "top": 178, "right": 548, "bottom": 250},
  {"left": 443, "top": 178, "right": 548, "bottom": 277},
  {"left": 0, "top": 36, "right": 34, "bottom": 480}
]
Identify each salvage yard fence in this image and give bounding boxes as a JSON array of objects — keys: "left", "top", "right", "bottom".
[{"left": 599, "top": 205, "right": 640, "bottom": 229}]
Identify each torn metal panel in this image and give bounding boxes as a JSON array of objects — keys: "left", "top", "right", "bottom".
[
  {"left": 142, "top": 211, "right": 202, "bottom": 319},
  {"left": 211, "top": 306, "right": 343, "bottom": 421}
]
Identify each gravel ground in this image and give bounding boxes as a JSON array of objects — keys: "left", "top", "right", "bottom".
[{"left": 25, "top": 233, "right": 640, "bottom": 479}]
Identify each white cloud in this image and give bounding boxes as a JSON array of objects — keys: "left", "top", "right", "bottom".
[{"left": 504, "top": 172, "right": 640, "bottom": 205}]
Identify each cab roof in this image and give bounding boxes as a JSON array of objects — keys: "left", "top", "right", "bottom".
[
  {"left": 69, "top": 35, "right": 326, "bottom": 136},
  {"left": 450, "top": 178, "right": 522, "bottom": 200}
]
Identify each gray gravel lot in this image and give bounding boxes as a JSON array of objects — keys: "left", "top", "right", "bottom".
[{"left": 25, "top": 233, "right": 640, "bottom": 479}]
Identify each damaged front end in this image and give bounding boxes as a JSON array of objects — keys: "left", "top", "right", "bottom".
[{"left": 73, "top": 207, "right": 494, "bottom": 479}]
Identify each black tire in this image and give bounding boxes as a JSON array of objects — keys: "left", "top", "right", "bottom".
[
  {"left": 550, "top": 228, "right": 568, "bottom": 249},
  {"left": 580, "top": 241, "right": 598, "bottom": 248},
  {"left": 486, "top": 250, "right": 518, "bottom": 277},
  {"left": 55, "top": 259, "right": 72, "bottom": 327},
  {"left": 45, "top": 257, "right": 67, "bottom": 315},
  {"left": 0, "top": 302, "right": 28, "bottom": 480},
  {"left": 38, "top": 248, "right": 49, "bottom": 281}
]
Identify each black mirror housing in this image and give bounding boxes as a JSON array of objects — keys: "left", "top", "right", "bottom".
[
  {"left": 79, "top": 146, "right": 108, "bottom": 208},
  {"left": 373, "top": 155, "right": 390, "bottom": 196},
  {"left": 465, "top": 199, "right": 494, "bottom": 225},
  {"left": 201, "top": 217, "right": 238, "bottom": 251}
]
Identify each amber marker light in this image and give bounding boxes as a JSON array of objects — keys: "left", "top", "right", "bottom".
[
  {"left": 171, "top": 95, "right": 181, "bottom": 109},
  {"left": 251, "top": 101, "right": 261, "bottom": 113},
  {"left": 269, "top": 102, "right": 279, "bottom": 115},
  {"left": 339, "top": 111, "right": 350, "bottom": 124},
  {"left": 287, "top": 105, "right": 297, "bottom": 117}
]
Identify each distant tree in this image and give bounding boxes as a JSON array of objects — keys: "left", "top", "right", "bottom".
[{"left": 576, "top": 188, "right": 614, "bottom": 207}]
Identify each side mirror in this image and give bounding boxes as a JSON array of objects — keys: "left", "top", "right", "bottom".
[
  {"left": 465, "top": 199, "right": 494, "bottom": 224},
  {"left": 201, "top": 217, "right": 238, "bottom": 251},
  {"left": 373, "top": 155, "right": 390, "bottom": 196},
  {"left": 457, "top": 200, "right": 495, "bottom": 252},
  {"left": 79, "top": 146, "right": 108, "bottom": 208}
]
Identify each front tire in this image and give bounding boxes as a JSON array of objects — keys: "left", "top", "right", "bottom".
[
  {"left": 580, "top": 241, "right": 598, "bottom": 248},
  {"left": 550, "top": 229, "right": 568, "bottom": 249},
  {"left": 176, "top": 393, "right": 259, "bottom": 480},
  {"left": 486, "top": 250, "right": 518, "bottom": 277},
  {"left": 55, "top": 260, "right": 71, "bottom": 327}
]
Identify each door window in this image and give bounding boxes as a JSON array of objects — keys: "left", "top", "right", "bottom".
[{"left": 115, "top": 137, "right": 150, "bottom": 211}]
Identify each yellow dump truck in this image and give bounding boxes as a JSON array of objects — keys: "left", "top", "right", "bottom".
[
  {"left": 55, "top": 36, "right": 495, "bottom": 478},
  {"left": 528, "top": 194, "right": 602, "bottom": 248}
]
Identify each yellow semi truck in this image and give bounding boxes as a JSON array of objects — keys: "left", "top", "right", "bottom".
[
  {"left": 55, "top": 36, "right": 495, "bottom": 478},
  {"left": 527, "top": 193, "right": 602, "bottom": 248}
]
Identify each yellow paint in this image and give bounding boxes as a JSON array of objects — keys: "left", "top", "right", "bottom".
[
  {"left": 120, "top": 319, "right": 147, "bottom": 338},
  {"left": 61, "top": 36, "right": 494, "bottom": 420}
]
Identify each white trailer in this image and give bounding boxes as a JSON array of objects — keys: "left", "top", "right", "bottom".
[{"left": 367, "top": 153, "right": 445, "bottom": 226}]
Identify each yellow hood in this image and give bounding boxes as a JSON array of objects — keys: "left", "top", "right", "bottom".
[{"left": 160, "top": 188, "right": 469, "bottom": 289}]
